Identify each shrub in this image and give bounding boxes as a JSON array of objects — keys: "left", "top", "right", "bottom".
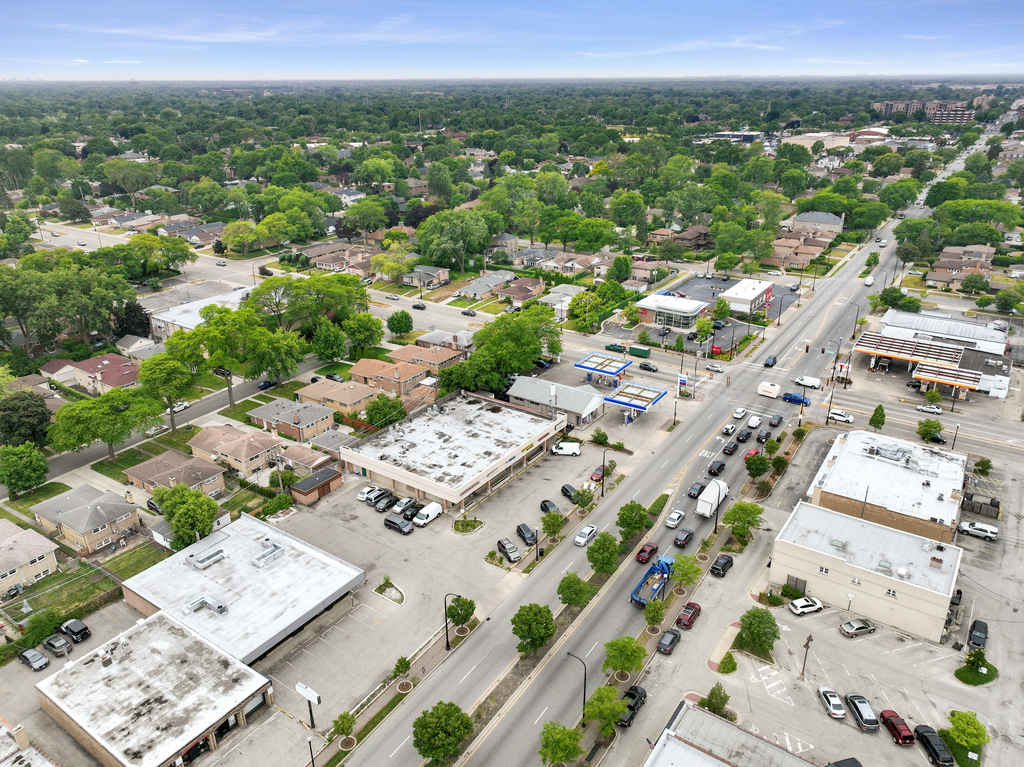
[
  {"left": 611, "top": 441, "right": 625, "bottom": 451},
  {"left": 393, "top": 656, "right": 411, "bottom": 678},
  {"left": 698, "top": 682, "right": 730, "bottom": 716},
  {"left": 780, "top": 584, "right": 803, "bottom": 599},
  {"left": 756, "top": 480, "right": 772, "bottom": 496},
  {"left": 591, "top": 428, "right": 609, "bottom": 446},
  {"left": 792, "top": 427, "right": 806, "bottom": 439},
  {"left": 718, "top": 651, "right": 737, "bottom": 674}
]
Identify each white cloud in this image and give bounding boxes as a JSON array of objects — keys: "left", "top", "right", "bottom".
[{"left": 104, "top": 60, "right": 143, "bottom": 64}]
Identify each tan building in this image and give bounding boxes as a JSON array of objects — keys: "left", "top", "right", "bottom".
[
  {"left": 0, "top": 519, "right": 59, "bottom": 589},
  {"left": 246, "top": 400, "right": 335, "bottom": 441},
  {"left": 69, "top": 354, "right": 140, "bottom": 395},
  {"left": 296, "top": 378, "right": 379, "bottom": 414},
  {"left": 30, "top": 485, "right": 142, "bottom": 555},
  {"left": 124, "top": 452, "right": 226, "bottom": 496},
  {"left": 349, "top": 358, "right": 430, "bottom": 395},
  {"left": 187, "top": 424, "right": 282, "bottom": 477},
  {"left": 781, "top": 132, "right": 850, "bottom": 151},
  {"left": 279, "top": 444, "right": 332, "bottom": 475},
  {"left": 387, "top": 344, "right": 465, "bottom": 374}
]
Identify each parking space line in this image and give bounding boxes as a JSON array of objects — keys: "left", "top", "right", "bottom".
[
  {"left": 915, "top": 652, "right": 959, "bottom": 666},
  {"left": 774, "top": 732, "right": 815, "bottom": 755},
  {"left": 878, "top": 641, "right": 922, "bottom": 655},
  {"left": 870, "top": 674, "right": 893, "bottom": 707},
  {"left": 841, "top": 663, "right": 852, "bottom": 677},
  {"left": 904, "top": 687, "right": 925, "bottom": 720},
  {"left": 755, "top": 664, "right": 794, "bottom": 706}
]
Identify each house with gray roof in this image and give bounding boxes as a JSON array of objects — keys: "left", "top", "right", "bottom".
[
  {"left": 0, "top": 518, "right": 59, "bottom": 589},
  {"left": 506, "top": 377, "right": 605, "bottom": 430},
  {"left": 402, "top": 264, "right": 449, "bottom": 288},
  {"left": 787, "top": 210, "right": 844, "bottom": 234},
  {"left": 462, "top": 270, "right": 515, "bottom": 300},
  {"left": 124, "top": 452, "right": 226, "bottom": 496},
  {"left": 247, "top": 400, "right": 335, "bottom": 442},
  {"left": 31, "top": 485, "right": 142, "bottom": 555}
]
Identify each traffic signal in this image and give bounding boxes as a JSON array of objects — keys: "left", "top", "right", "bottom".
[
  {"left": 805, "top": 344, "right": 809, "bottom": 353},
  {"left": 821, "top": 347, "right": 825, "bottom": 353}
]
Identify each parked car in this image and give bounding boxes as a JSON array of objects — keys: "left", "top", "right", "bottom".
[
  {"left": 907, "top": 380, "right": 924, "bottom": 390},
  {"left": 656, "top": 628, "right": 681, "bottom": 654},
  {"left": 590, "top": 465, "right": 607, "bottom": 482},
  {"left": 840, "top": 618, "right": 876, "bottom": 638},
  {"left": 560, "top": 484, "right": 576, "bottom": 501},
  {"left": 309, "top": 376, "right": 321, "bottom": 383},
  {"left": 747, "top": 415, "right": 762, "bottom": 428},
  {"left": 18, "top": 648, "right": 48, "bottom": 671},
  {"left": 402, "top": 502, "right": 424, "bottom": 521},
  {"left": 713, "top": 320, "right": 726, "bottom": 330},
  {"left": 551, "top": 442, "right": 582, "bottom": 456},
  {"left": 672, "top": 528, "right": 693, "bottom": 548},
  {"left": 216, "top": 260, "right": 227, "bottom": 266},
  {"left": 638, "top": 361, "right": 658, "bottom": 372},
  {"left": 574, "top": 525, "right": 597, "bottom": 546},
  {"left": 676, "top": 602, "right": 701, "bottom": 629},
  {"left": 769, "top": 414, "right": 783, "bottom": 427},
  {"left": 789, "top": 597, "right": 823, "bottom": 615},
  {"left": 658, "top": 326, "right": 671, "bottom": 336},
  {"left": 325, "top": 373, "right": 343, "bottom": 382},
  {"left": 615, "top": 685, "right": 647, "bottom": 727},
  {"left": 374, "top": 493, "right": 399, "bottom": 512},
  {"left": 364, "top": 488, "right": 388, "bottom": 506},
  {"left": 144, "top": 424, "right": 168, "bottom": 436},
  {"left": 687, "top": 482, "right": 706, "bottom": 498},
  {"left": 665, "top": 510, "right": 684, "bottom": 528},
  {"left": 880, "top": 710, "right": 915, "bottom": 745},
  {"left": 818, "top": 686, "right": 846, "bottom": 719},
  {"left": 789, "top": 284, "right": 800, "bottom": 292},
  {"left": 707, "top": 364, "right": 725, "bottom": 373},
  {"left": 756, "top": 429, "right": 771, "bottom": 443},
  {"left": 60, "top": 619, "right": 91, "bottom": 643},
  {"left": 844, "top": 693, "right": 880, "bottom": 731},
  {"left": 461, "top": 309, "right": 477, "bottom": 316},
  {"left": 257, "top": 380, "right": 277, "bottom": 390},
  {"left": 146, "top": 498, "right": 162, "bottom": 513},
  {"left": 411, "top": 303, "right": 427, "bottom": 310},
  {"left": 636, "top": 543, "right": 658, "bottom": 563},
  {"left": 915, "top": 725, "right": 955, "bottom": 766},
  {"left": 722, "top": 441, "right": 738, "bottom": 454},
  {"left": 707, "top": 461, "right": 726, "bottom": 475},
  {"left": 958, "top": 521, "right": 998, "bottom": 541},
  {"left": 710, "top": 554, "right": 733, "bottom": 577},
  {"left": 744, "top": 448, "right": 760, "bottom": 461},
  {"left": 540, "top": 500, "right": 560, "bottom": 515},
  {"left": 393, "top": 497, "right": 417, "bottom": 514},
  {"left": 722, "top": 424, "right": 736, "bottom": 435},
  {"left": 516, "top": 523, "right": 537, "bottom": 547},
  {"left": 167, "top": 401, "right": 189, "bottom": 413},
  {"left": 497, "top": 538, "right": 521, "bottom": 563},
  {"left": 916, "top": 404, "right": 943, "bottom": 415},
  {"left": 43, "top": 634, "right": 72, "bottom": 657},
  {"left": 967, "top": 619, "right": 988, "bottom": 649}
]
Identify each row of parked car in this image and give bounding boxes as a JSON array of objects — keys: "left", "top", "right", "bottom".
[
  {"left": 358, "top": 485, "right": 443, "bottom": 535},
  {"left": 17, "top": 619, "right": 91, "bottom": 672}
]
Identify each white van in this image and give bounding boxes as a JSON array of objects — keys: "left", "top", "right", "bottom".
[
  {"left": 794, "top": 376, "right": 822, "bottom": 389},
  {"left": 413, "top": 501, "right": 443, "bottom": 527},
  {"left": 864, "top": 275, "right": 874, "bottom": 286}
]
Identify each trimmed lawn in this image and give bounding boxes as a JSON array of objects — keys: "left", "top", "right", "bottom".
[
  {"left": 475, "top": 297, "right": 506, "bottom": 314},
  {"left": 140, "top": 440, "right": 169, "bottom": 455},
  {"left": 389, "top": 330, "right": 425, "bottom": 346},
  {"left": 270, "top": 380, "right": 306, "bottom": 399},
  {"left": 153, "top": 424, "right": 201, "bottom": 454},
  {"left": 191, "top": 371, "right": 228, "bottom": 391},
  {"left": 0, "top": 506, "right": 32, "bottom": 529},
  {"left": 447, "top": 296, "right": 478, "bottom": 308},
  {"left": 315, "top": 362, "right": 352, "bottom": 378},
  {"left": 8, "top": 482, "right": 73, "bottom": 516},
  {"left": 218, "top": 399, "right": 267, "bottom": 423},
  {"left": 91, "top": 448, "right": 151, "bottom": 484},
  {"left": 20, "top": 559, "right": 118, "bottom": 617},
  {"left": 254, "top": 393, "right": 274, "bottom": 403},
  {"left": 104, "top": 544, "right": 171, "bottom": 580},
  {"left": 222, "top": 489, "right": 266, "bottom": 515}
]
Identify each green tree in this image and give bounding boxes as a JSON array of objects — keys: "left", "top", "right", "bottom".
[
  {"left": 542, "top": 510, "right": 565, "bottom": 538},
  {"left": 48, "top": 389, "right": 164, "bottom": 459},
  {"left": 698, "top": 682, "right": 730, "bottom": 717},
  {"left": 416, "top": 208, "right": 490, "bottom": 272},
  {"left": 153, "top": 484, "right": 219, "bottom": 549},
  {"left": 221, "top": 220, "right": 268, "bottom": 257},
  {"left": 102, "top": 159, "right": 157, "bottom": 207},
  {"left": 426, "top": 162, "right": 455, "bottom": 203},
  {"left": 411, "top": 701, "right": 473, "bottom": 762},
  {"left": 946, "top": 710, "right": 990, "bottom": 751},
  {"left": 386, "top": 309, "right": 414, "bottom": 337},
  {"left": 763, "top": 439, "right": 780, "bottom": 459},
  {"left": 0, "top": 389, "right": 52, "bottom": 448},
  {"left": 974, "top": 457, "right": 992, "bottom": 476},
  {"left": 446, "top": 596, "right": 476, "bottom": 627},
  {"left": 735, "top": 606, "right": 781, "bottom": 659},
  {"left": 602, "top": 635, "right": 647, "bottom": 676},
  {"left": 722, "top": 500, "right": 765, "bottom": 540},
  {"left": 643, "top": 598, "right": 666, "bottom": 628},
  {"left": 745, "top": 454, "right": 770, "bottom": 482},
  {"left": 343, "top": 198, "right": 389, "bottom": 233},
  {"left": 173, "top": 305, "right": 256, "bottom": 408},
  {"left": 715, "top": 253, "right": 741, "bottom": 272},
  {"left": 365, "top": 392, "right": 406, "bottom": 429},
  {"left": 637, "top": 329, "right": 652, "bottom": 345},
  {"left": 671, "top": 555, "right": 702, "bottom": 587},
  {"left": 583, "top": 686, "right": 627, "bottom": 738},
  {"left": 587, "top": 531, "right": 620, "bottom": 575},
  {"left": 137, "top": 354, "right": 193, "bottom": 432},
  {"left": 616, "top": 500, "right": 648, "bottom": 542},
  {"left": 917, "top": 419, "right": 943, "bottom": 441},
  {"left": 869, "top": 404, "right": 886, "bottom": 431},
  {"left": 311, "top": 319, "right": 347, "bottom": 363},
  {"left": 0, "top": 442, "right": 48, "bottom": 498},
  {"left": 557, "top": 571, "right": 598, "bottom": 609},
  {"left": 343, "top": 312, "right": 385, "bottom": 351},
  {"left": 925, "top": 389, "right": 943, "bottom": 404},
  {"left": 510, "top": 603, "right": 556, "bottom": 654},
  {"left": 713, "top": 297, "right": 731, "bottom": 320},
  {"left": 607, "top": 255, "right": 632, "bottom": 282},
  {"left": 871, "top": 152, "right": 905, "bottom": 178},
  {"left": 959, "top": 274, "right": 989, "bottom": 294},
  {"left": 538, "top": 721, "right": 583, "bottom": 766},
  {"left": 245, "top": 328, "right": 306, "bottom": 384},
  {"left": 332, "top": 712, "right": 356, "bottom": 739}
]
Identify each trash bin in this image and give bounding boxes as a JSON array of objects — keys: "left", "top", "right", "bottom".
[{"left": 538, "top": 548, "right": 545, "bottom": 558}]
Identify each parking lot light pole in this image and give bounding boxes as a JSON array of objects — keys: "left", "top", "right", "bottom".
[
  {"left": 800, "top": 634, "right": 813, "bottom": 678},
  {"left": 601, "top": 448, "right": 609, "bottom": 497},
  {"left": 308, "top": 736, "right": 315, "bottom": 767},
  {"left": 566, "top": 651, "right": 587, "bottom": 726},
  {"left": 444, "top": 592, "right": 461, "bottom": 651}
]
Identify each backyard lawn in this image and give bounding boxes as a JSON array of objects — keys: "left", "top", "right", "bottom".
[
  {"left": 7, "top": 482, "right": 73, "bottom": 516},
  {"left": 222, "top": 488, "right": 267, "bottom": 516},
  {"left": 104, "top": 543, "right": 171, "bottom": 580},
  {"left": 18, "top": 559, "right": 118, "bottom": 617},
  {"left": 153, "top": 424, "right": 201, "bottom": 454}
]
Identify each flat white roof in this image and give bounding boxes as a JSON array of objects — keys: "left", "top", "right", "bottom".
[
  {"left": 721, "top": 279, "right": 773, "bottom": 301},
  {"left": 635, "top": 294, "right": 706, "bottom": 315},
  {"left": 810, "top": 430, "right": 966, "bottom": 526},
  {"left": 36, "top": 612, "right": 268, "bottom": 767},
  {"left": 150, "top": 292, "right": 245, "bottom": 331},
  {"left": 122, "top": 515, "right": 364, "bottom": 663},
  {"left": 778, "top": 502, "right": 961, "bottom": 596}
]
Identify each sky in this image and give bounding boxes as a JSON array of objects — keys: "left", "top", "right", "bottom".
[{"left": 2, "top": 0, "right": 1023, "bottom": 80}]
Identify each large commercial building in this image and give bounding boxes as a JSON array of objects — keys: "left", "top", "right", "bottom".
[
  {"left": 773, "top": 502, "right": 962, "bottom": 643},
  {"left": 634, "top": 294, "right": 707, "bottom": 329},
  {"left": 808, "top": 430, "right": 966, "bottom": 543},
  {"left": 36, "top": 611, "right": 273, "bottom": 767},
  {"left": 337, "top": 390, "right": 566, "bottom": 511},
  {"left": 719, "top": 279, "right": 774, "bottom": 315},
  {"left": 122, "top": 515, "right": 364, "bottom": 664}
]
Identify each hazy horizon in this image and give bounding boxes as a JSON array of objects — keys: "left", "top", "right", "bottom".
[{"left": 4, "top": 0, "right": 1022, "bottom": 81}]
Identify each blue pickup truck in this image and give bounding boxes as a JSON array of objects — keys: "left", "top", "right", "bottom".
[{"left": 782, "top": 392, "right": 811, "bottom": 405}]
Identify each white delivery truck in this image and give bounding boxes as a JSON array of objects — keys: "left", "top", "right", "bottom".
[
  {"left": 413, "top": 501, "right": 443, "bottom": 527},
  {"left": 695, "top": 479, "right": 729, "bottom": 518},
  {"left": 757, "top": 381, "right": 781, "bottom": 398}
]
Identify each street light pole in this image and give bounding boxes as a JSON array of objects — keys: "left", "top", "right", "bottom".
[
  {"left": 825, "top": 340, "right": 841, "bottom": 420},
  {"left": 849, "top": 301, "right": 861, "bottom": 340},
  {"left": 566, "top": 651, "right": 587, "bottom": 726},
  {"left": 601, "top": 447, "right": 609, "bottom": 497},
  {"left": 444, "top": 592, "right": 461, "bottom": 651},
  {"left": 800, "top": 634, "right": 814, "bottom": 678},
  {"left": 879, "top": 270, "right": 888, "bottom": 290},
  {"left": 952, "top": 423, "right": 960, "bottom": 451},
  {"left": 308, "top": 736, "right": 315, "bottom": 767}
]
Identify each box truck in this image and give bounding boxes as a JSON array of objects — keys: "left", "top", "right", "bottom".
[{"left": 757, "top": 381, "right": 780, "bottom": 398}]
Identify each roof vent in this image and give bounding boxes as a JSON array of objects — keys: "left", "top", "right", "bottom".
[
  {"left": 878, "top": 559, "right": 892, "bottom": 572},
  {"left": 896, "top": 567, "right": 909, "bottom": 579},
  {"left": 829, "top": 539, "right": 846, "bottom": 550},
  {"left": 187, "top": 549, "right": 225, "bottom": 570}
]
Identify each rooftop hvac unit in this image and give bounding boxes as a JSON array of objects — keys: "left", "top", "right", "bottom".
[
  {"left": 188, "top": 549, "right": 225, "bottom": 570},
  {"left": 896, "top": 567, "right": 909, "bottom": 579},
  {"left": 251, "top": 541, "right": 284, "bottom": 568}
]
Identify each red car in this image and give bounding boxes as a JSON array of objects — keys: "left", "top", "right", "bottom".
[
  {"left": 591, "top": 465, "right": 607, "bottom": 482},
  {"left": 636, "top": 543, "right": 658, "bottom": 563},
  {"left": 676, "top": 602, "right": 701, "bottom": 629},
  {"left": 880, "top": 710, "right": 915, "bottom": 745},
  {"left": 744, "top": 448, "right": 760, "bottom": 460}
]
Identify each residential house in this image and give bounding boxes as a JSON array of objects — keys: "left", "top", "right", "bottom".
[
  {"left": 362, "top": 229, "right": 388, "bottom": 248},
  {"left": 400, "top": 383, "right": 439, "bottom": 411},
  {"left": 494, "top": 277, "right": 545, "bottom": 307},
  {"left": 401, "top": 264, "right": 449, "bottom": 288},
  {"left": 510, "top": 247, "right": 561, "bottom": 268},
  {"left": 279, "top": 444, "right": 332, "bottom": 476},
  {"left": 31, "top": 485, "right": 142, "bottom": 555},
  {"left": 387, "top": 344, "right": 466, "bottom": 374},
  {"left": 246, "top": 400, "right": 335, "bottom": 442},
  {"left": 506, "top": 378, "right": 606, "bottom": 430},
  {"left": 174, "top": 222, "right": 225, "bottom": 247},
  {"left": 70, "top": 354, "right": 140, "bottom": 394},
  {"left": 630, "top": 261, "right": 670, "bottom": 284},
  {"left": 38, "top": 358, "right": 77, "bottom": 386},
  {"left": 349, "top": 359, "right": 430, "bottom": 395},
  {"left": 187, "top": 425, "right": 281, "bottom": 477},
  {"left": 488, "top": 232, "right": 520, "bottom": 255},
  {"left": 11, "top": 373, "right": 65, "bottom": 413},
  {"left": 326, "top": 187, "right": 365, "bottom": 207},
  {"left": 124, "top": 452, "right": 226, "bottom": 496},
  {"left": 0, "top": 519, "right": 59, "bottom": 589},
  {"left": 296, "top": 379, "right": 379, "bottom": 415},
  {"left": 462, "top": 270, "right": 515, "bottom": 299},
  {"left": 289, "top": 466, "right": 345, "bottom": 505},
  {"left": 310, "top": 430, "right": 360, "bottom": 461},
  {"left": 646, "top": 228, "right": 674, "bottom": 246},
  {"left": 671, "top": 225, "right": 713, "bottom": 250},
  {"left": 310, "top": 252, "right": 348, "bottom": 271},
  {"left": 455, "top": 199, "right": 483, "bottom": 211},
  {"left": 940, "top": 245, "right": 995, "bottom": 263},
  {"left": 620, "top": 279, "right": 648, "bottom": 293},
  {"left": 406, "top": 178, "right": 429, "bottom": 196},
  {"left": 537, "top": 283, "right": 587, "bottom": 319},
  {"left": 417, "top": 329, "right": 474, "bottom": 350},
  {"left": 590, "top": 256, "right": 617, "bottom": 279},
  {"left": 926, "top": 260, "right": 992, "bottom": 290},
  {"left": 156, "top": 217, "right": 199, "bottom": 237},
  {"left": 541, "top": 253, "right": 599, "bottom": 275},
  {"left": 115, "top": 335, "right": 155, "bottom": 357},
  {"left": 785, "top": 211, "right": 844, "bottom": 234},
  {"left": 127, "top": 342, "right": 166, "bottom": 364},
  {"left": 765, "top": 231, "right": 829, "bottom": 270}
]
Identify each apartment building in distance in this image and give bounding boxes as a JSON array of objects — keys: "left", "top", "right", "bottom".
[{"left": 871, "top": 99, "right": 975, "bottom": 125}]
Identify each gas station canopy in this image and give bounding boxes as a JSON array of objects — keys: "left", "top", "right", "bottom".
[
  {"left": 605, "top": 383, "right": 667, "bottom": 412},
  {"left": 852, "top": 332, "right": 963, "bottom": 368},
  {"left": 574, "top": 351, "right": 633, "bottom": 376}
]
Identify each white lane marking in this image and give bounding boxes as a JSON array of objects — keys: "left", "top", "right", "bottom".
[
  {"left": 389, "top": 736, "right": 410, "bottom": 757},
  {"left": 879, "top": 641, "right": 922, "bottom": 655},
  {"left": 534, "top": 707, "right": 548, "bottom": 725},
  {"left": 755, "top": 664, "right": 794, "bottom": 706},
  {"left": 459, "top": 665, "right": 477, "bottom": 684},
  {"left": 661, "top": 460, "right": 670, "bottom": 468},
  {"left": 632, "top": 489, "right": 642, "bottom": 498},
  {"left": 586, "top": 641, "right": 599, "bottom": 657},
  {"left": 561, "top": 562, "right": 574, "bottom": 574}
]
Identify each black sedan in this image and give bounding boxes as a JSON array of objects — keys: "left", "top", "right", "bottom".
[
  {"left": 769, "top": 415, "right": 783, "bottom": 427},
  {"left": 673, "top": 528, "right": 694, "bottom": 548},
  {"left": 687, "top": 482, "right": 706, "bottom": 498},
  {"left": 722, "top": 441, "right": 738, "bottom": 455},
  {"left": 461, "top": 309, "right": 476, "bottom": 316},
  {"left": 707, "top": 461, "right": 725, "bottom": 476},
  {"left": 412, "top": 302, "right": 427, "bottom": 310},
  {"left": 656, "top": 628, "right": 682, "bottom": 654}
]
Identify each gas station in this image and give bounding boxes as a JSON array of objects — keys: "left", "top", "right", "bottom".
[{"left": 574, "top": 351, "right": 668, "bottom": 426}]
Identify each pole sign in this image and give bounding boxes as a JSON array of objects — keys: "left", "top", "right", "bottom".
[{"left": 678, "top": 373, "right": 687, "bottom": 388}]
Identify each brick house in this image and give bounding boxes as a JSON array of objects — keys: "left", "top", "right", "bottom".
[
  {"left": 38, "top": 358, "right": 78, "bottom": 386},
  {"left": 246, "top": 400, "right": 335, "bottom": 442},
  {"left": 672, "top": 225, "right": 713, "bottom": 250},
  {"left": 387, "top": 344, "right": 466, "bottom": 374},
  {"left": 70, "top": 354, "right": 140, "bottom": 395},
  {"left": 187, "top": 425, "right": 282, "bottom": 477},
  {"left": 31, "top": 485, "right": 143, "bottom": 555},
  {"left": 349, "top": 359, "right": 430, "bottom": 395},
  {"left": 124, "top": 452, "right": 226, "bottom": 496},
  {"left": 295, "top": 379, "right": 379, "bottom": 415},
  {"left": 401, "top": 264, "right": 449, "bottom": 288},
  {"left": 0, "top": 519, "right": 59, "bottom": 589},
  {"left": 279, "top": 444, "right": 332, "bottom": 476}
]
